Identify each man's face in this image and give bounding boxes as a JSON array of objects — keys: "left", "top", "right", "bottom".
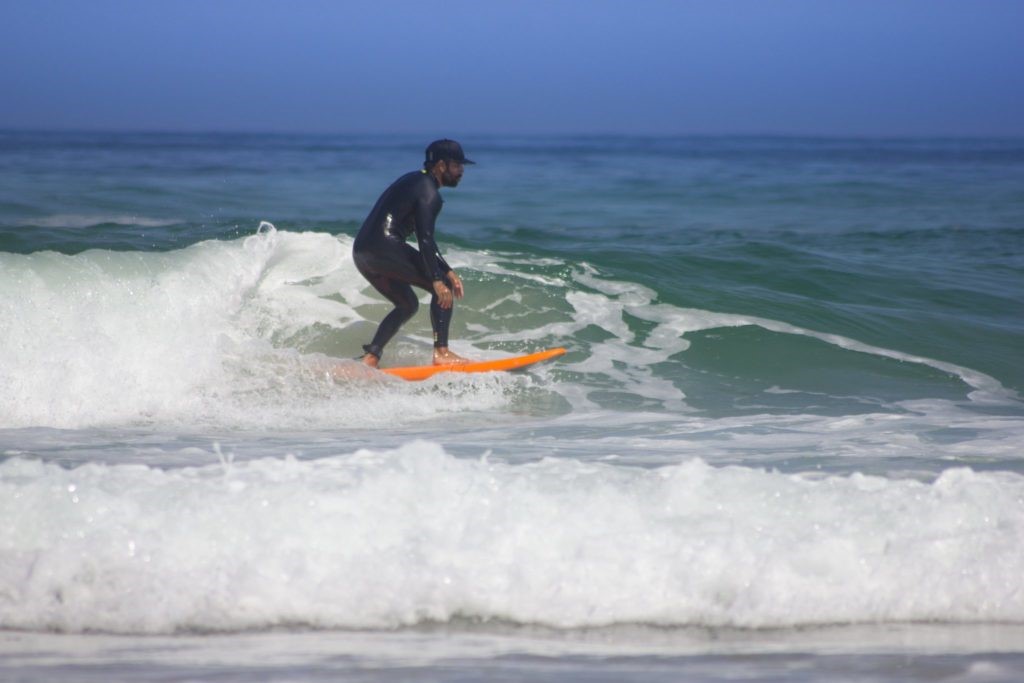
[{"left": 439, "top": 160, "right": 464, "bottom": 187}]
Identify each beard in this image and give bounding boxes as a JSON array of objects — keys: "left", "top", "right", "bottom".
[{"left": 441, "top": 169, "right": 462, "bottom": 187}]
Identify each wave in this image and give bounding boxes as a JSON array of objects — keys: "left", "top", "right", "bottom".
[
  {"left": 0, "top": 223, "right": 1016, "bottom": 430},
  {"left": 1, "top": 441, "right": 1022, "bottom": 634},
  {"left": 19, "top": 215, "right": 183, "bottom": 230}
]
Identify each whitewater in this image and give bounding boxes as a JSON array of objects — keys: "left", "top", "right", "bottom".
[{"left": 3, "top": 442, "right": 1024, "bottom": 635}]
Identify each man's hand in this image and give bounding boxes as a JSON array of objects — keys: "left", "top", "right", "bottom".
[
  {"left": 433, "top": 271, "right": 464, "bottom": 310},
  {"left": 447, "top": 270, "right": 464, "bottom": 300},
  {"left": 433, "top": 279, "right": 453, "bottom": 309}
]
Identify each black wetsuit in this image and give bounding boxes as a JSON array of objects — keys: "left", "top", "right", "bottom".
[{"left": 353, "top": 169, "right": 454, "bottom": 360}]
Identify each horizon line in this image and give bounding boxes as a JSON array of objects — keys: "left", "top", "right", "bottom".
[{"left": 2, "top": 126, "right": 1023, "bottom": 142}]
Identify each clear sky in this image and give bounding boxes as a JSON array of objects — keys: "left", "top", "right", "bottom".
[{"left": 2, "top": 0, "right": 1022, "bottom": 136}]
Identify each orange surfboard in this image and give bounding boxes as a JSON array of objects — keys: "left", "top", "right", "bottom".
[{"left": 381, "top": 347, "right": 566, "bottom": 381}]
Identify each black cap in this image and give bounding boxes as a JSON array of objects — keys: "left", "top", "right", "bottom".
[{"left": 425, "top": 139, "right": 475, "bottom": 165}]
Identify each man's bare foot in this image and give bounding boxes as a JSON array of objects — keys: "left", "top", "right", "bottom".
[
  {"left": 361, "top": 353, "right": 379, "bottom": 368},
  {"left": 433, "top": 348, "right": 472, "bottom": 366}
]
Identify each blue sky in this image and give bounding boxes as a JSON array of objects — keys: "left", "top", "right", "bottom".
[{"left": 2, "top": 0, "right": 1022, "bottom": 136}]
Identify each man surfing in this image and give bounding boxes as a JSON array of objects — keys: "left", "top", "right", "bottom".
[{"left": 352, "top": 139, "right": 474, "bottom": 368}]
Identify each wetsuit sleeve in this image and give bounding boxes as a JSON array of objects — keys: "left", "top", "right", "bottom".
[{"left": 413, "top": 184, "right": 451, "bottom": 281}]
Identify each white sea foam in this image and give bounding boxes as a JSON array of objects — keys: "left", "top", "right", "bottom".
[{"left": 1, "top": 441, "right": 1022, "bottom": 634}]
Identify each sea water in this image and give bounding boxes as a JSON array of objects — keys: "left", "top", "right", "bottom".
[{"left": 1, "top": 132, "right": 1023, "bottom": 681}]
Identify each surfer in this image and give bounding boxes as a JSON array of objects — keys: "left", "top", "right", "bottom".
[{"left": 352, "top": 139, "right": 474, "bottom": 368}]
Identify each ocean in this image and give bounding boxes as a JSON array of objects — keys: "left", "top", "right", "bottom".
[{"left": 1, "top": 131, "right": 1023, "bottom": 682}]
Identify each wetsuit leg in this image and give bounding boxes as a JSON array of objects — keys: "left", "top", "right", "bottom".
[
  {"left": 354, "top": 238, "right": 453, "bottom": 359},
  {"left": 359, "top": 272, "right": 419, "bottom": 359},
  {"left": 430, "top": 301, "right": 451, "bottom": 349}
]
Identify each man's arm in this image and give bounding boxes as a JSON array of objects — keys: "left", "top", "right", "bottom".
[{"left": 412, "top": 185, "right": 448, "bottom": 282}]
